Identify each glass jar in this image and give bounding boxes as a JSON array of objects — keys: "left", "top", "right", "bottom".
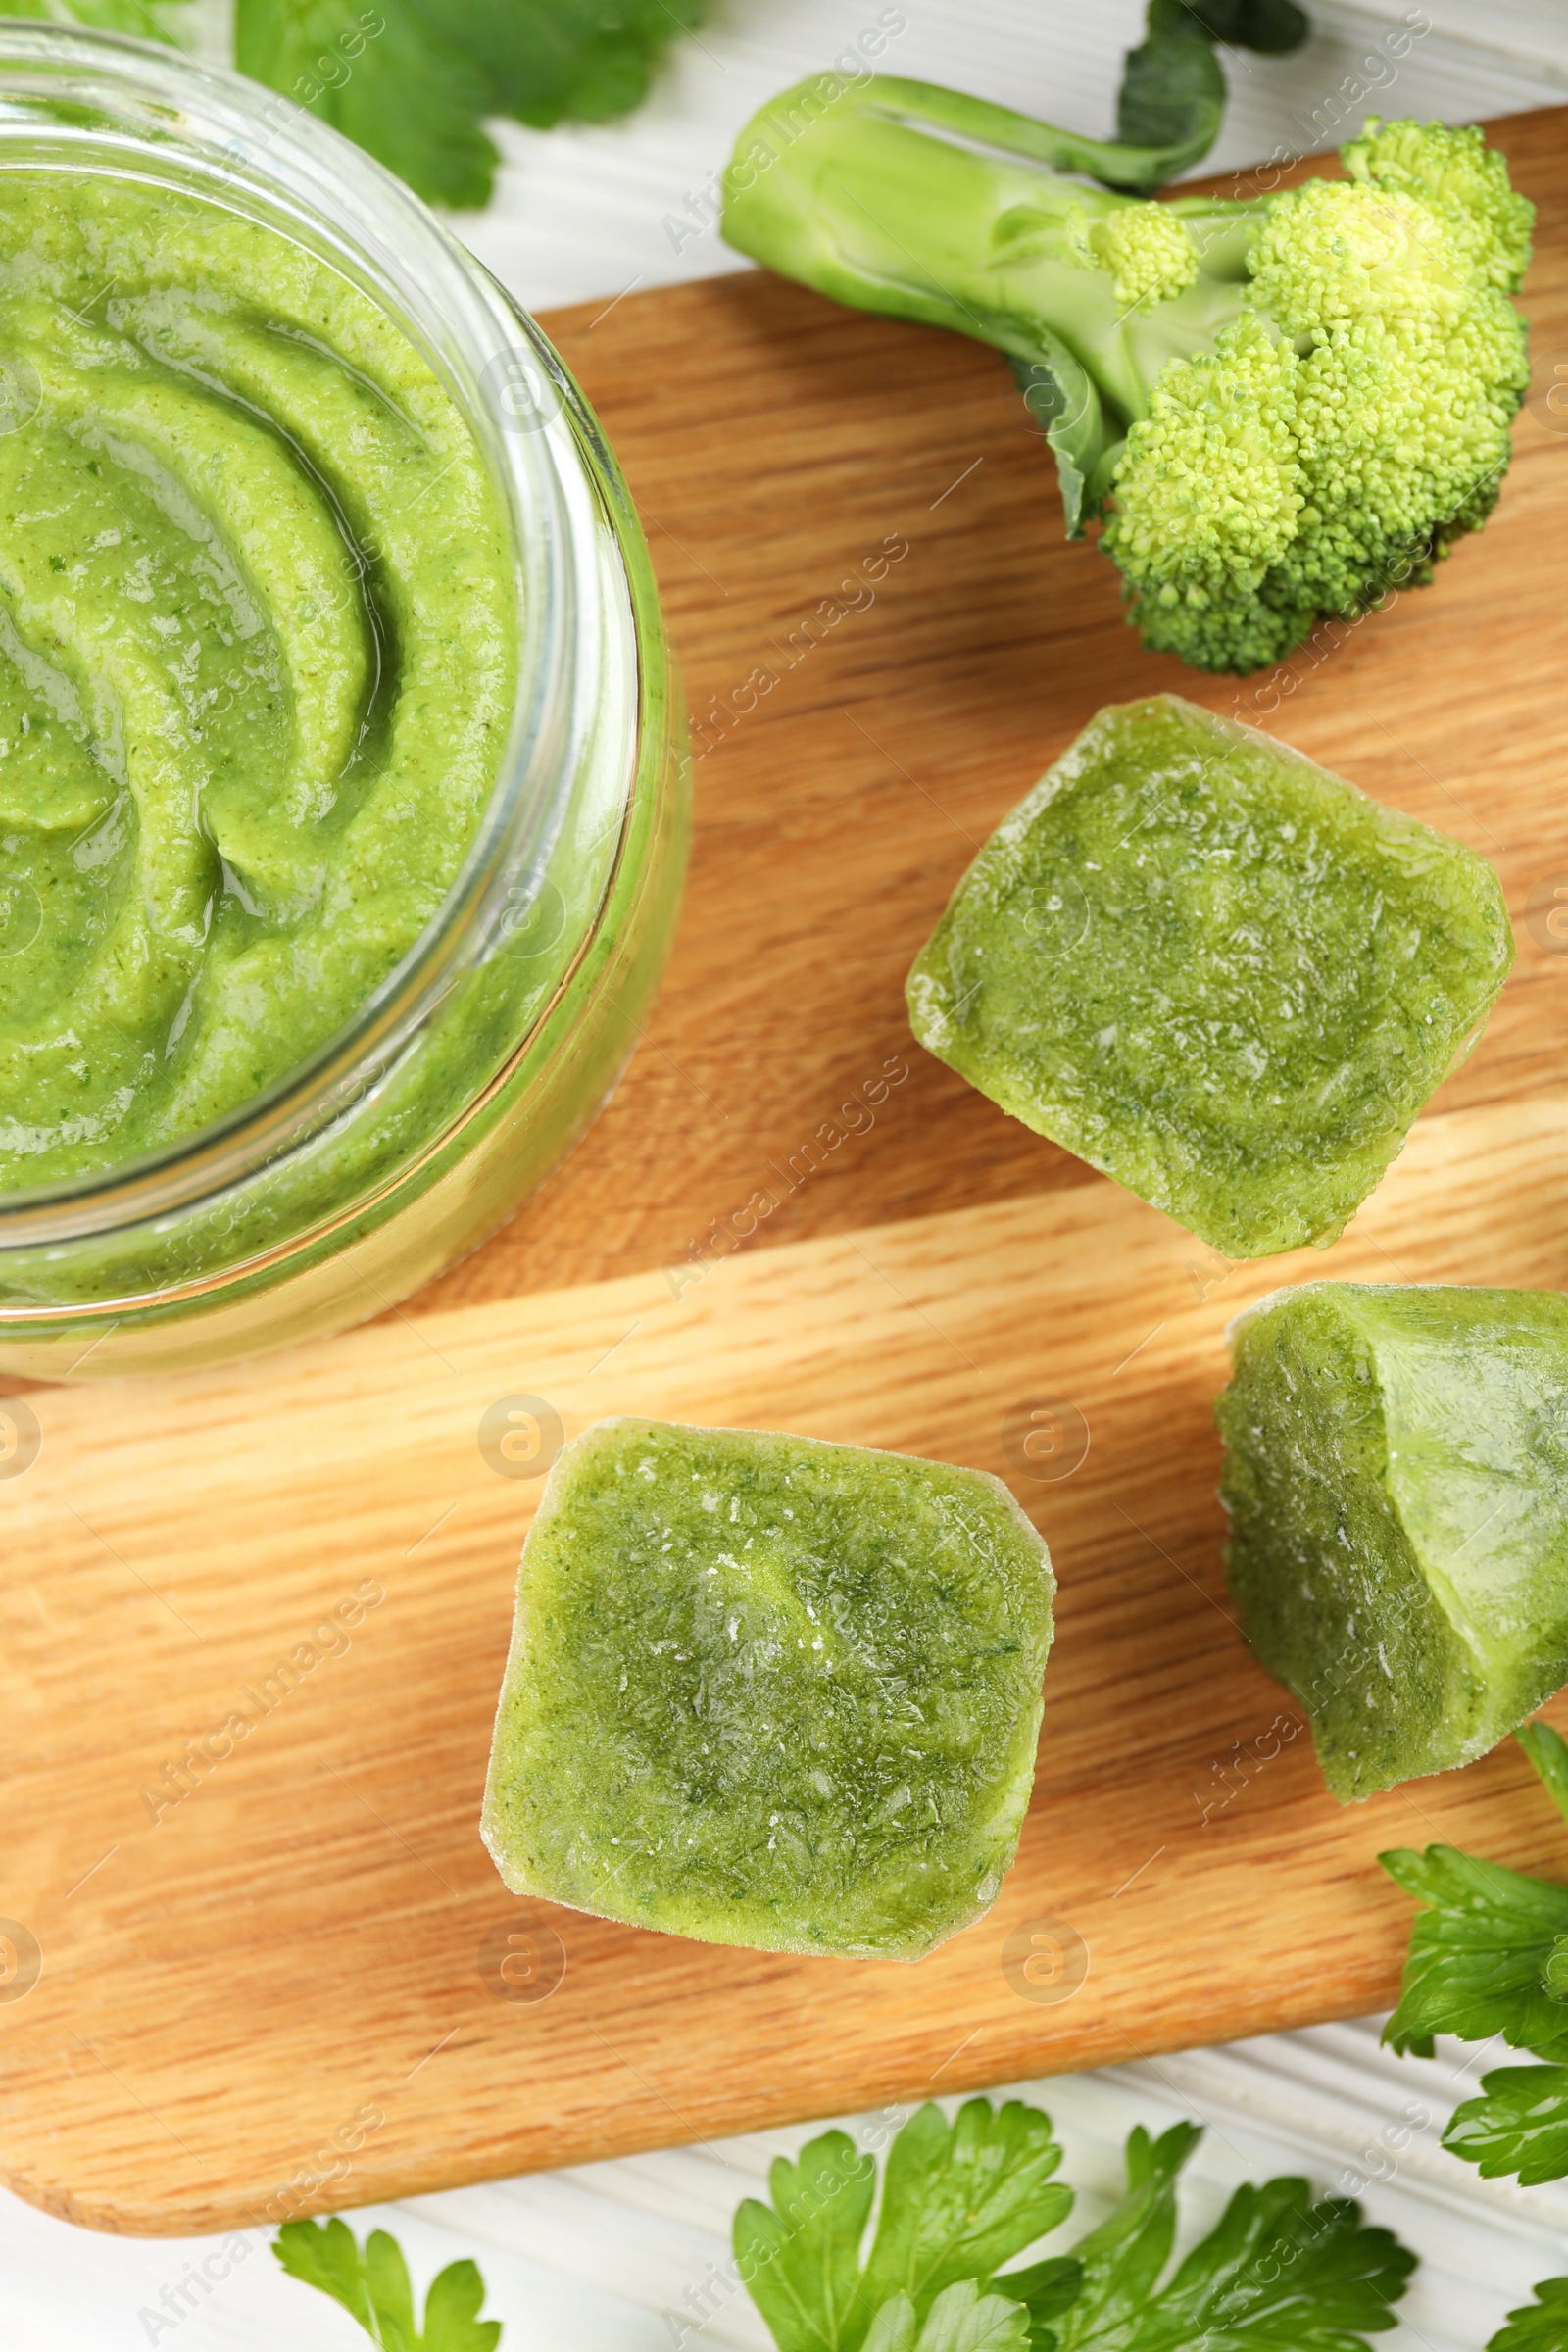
[{"left": 0, "top": 26, "right": 688, "bottom": 1380}]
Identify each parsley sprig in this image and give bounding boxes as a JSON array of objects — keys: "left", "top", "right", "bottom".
[
  {"left": 27, "top": 0, "right": 706, "bottom": 208},
  {"left": 1491, "top": 2279, "right": 1568, "bottom": 2351},
  {"left": 233, "top": 0, "right": 709, "bottom": 208},
  {"left": 1057, "top": 2123, "right": 1412, "bottom": 2350},
  {"left": 734, "top": 2098, "right": 1412, "bottom": 2352},
  {"left": 733, "top": 2098, "right": 1076, "bottom": 2352},
  {"left": 273, "top": 2218, "right": 500, "bottom": 2350},
  {"left": 1383, "top": 1719, "right": 1568, "bottom": 2183}
]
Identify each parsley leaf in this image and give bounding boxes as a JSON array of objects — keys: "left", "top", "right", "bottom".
[
  {"left": 1096, "top": 2180, "right": 1411, "bottom": 2347},
  {"left": 1379, "top": 1844, "right": 1568, "bottom": 2062},
  {"left": 1518, "top": 1721, "right": 1568, "bottom": 1828},
  {"left": 858, "top": 2099, "right": 1075, "bottom": 2323},
  {"left": 234, "top": 3, "right": 497, "bottom": 211},
  {"left": 4, "top": 0, "right": 190, "bottom": 34},
  {"left": 412, "top": 0, "right": 707, "bottom": 131},
  {"left": 735, "top": 2129, "right": 879, "bottom": 2352},
  {"left": 272, "top": 2218, "right": 501, "bottom": 2350},
  {"left": 734, "top": 2100, "right": 1073, "bottom": 2352},
  {"left": 864, "top": 2281, "right": 1034, "bottom": 2352},
  {"left": 1055, "top": 2123, "right": 1200, "bottom": 2337},
  {"left": 1054, "top": 2125, "right": 1412, "bottom": 2350},
  {"left": 1491, "top": 2278, "right": 1568, "bottom": 2350},
  {"left": 738, "top": 2107, "right": 1411, "bottom": 2352},
  {"left": 1444, "top": 2063, "right": 1568, "bottom": 2184},
  {"left": 232, "top": 0, "right": 706, "bottom": 208},
  {"left": 1381, "top": 1722, "right": 1568, "bottom": 2185},
  {"left": 987, "top": 2255, "right": 1083, "bottom": 2345}
]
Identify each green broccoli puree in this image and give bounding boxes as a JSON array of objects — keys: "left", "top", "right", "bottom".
[
  {"left": 0, "top": 173, "right": 514, "bottom": 1191},
  {"left": 906, "top": 697, "right": 1512, "bottom": 1258},
  {"left": 481, "top": 1418, "right": 1055, "bottom": 1960},
  {"left": 1218, "top": 1283, "right": 1568, "bottom": 1801}
]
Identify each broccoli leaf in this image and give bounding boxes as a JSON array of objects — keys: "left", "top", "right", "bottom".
[
  {"left": 858, "top": 2101, "right": 1074, "bottom": 2327},
  {"left": 1114, "top": 24, "right": 1225, "bottom": 166},
  {"left": 736, "top": 2103, "right": 1072, "bottom": 2352},
  {"left": 1111, "top": 0, "right": 1308, "bottom": 186},
  {"left": 1007, "top": 346, "right": 1119, "bottom": 536},
  {"left": 233, "top": 0, "right": 707, "bottom": 208},
  {"left": 272, "top": 2220, "right": 501, "bottom": 2350},
  {"left": 1444, "top": 2064, "right": 1568, "bottom": 2184},
  {"left": 1165, "top": 0, "right": 1309, "bottom": 50},
  {"left": 1491, "top": 2278, "right": 1568, "bottom": 2350},
  {"left": 1379, "top": 1844, "right": 1568, "bottom": 2062}
]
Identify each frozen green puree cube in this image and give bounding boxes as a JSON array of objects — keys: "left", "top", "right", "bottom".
[
  {"left": 481, "top": 1418, "right": 1054, "bottom": 1959},
  {"left": 906, "top": 696, "right": 1512, "bottom": 1258},
  {"left": 1218, "top": 1283, "right": 1568, "bottom": 1801}
]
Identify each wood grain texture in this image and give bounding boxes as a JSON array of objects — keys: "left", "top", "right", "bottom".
[
  {"left": 414, "top": 105, "right": 1568, "bottom": 1311},
  {"left": 3, "top": 110, "right": 1568, "bottom": 2236}
]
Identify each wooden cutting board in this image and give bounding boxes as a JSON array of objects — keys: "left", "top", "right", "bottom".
[{"left": 4, "top": 108, "right": 1568, "bottom": 2239}]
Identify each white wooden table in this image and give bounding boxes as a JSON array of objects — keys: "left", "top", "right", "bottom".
[
  {"left": 10, "top": 2025, "right": 1568, "bottom": 2349},
  {"left": 7, "top": 2, "right": 1564, "bottom": 2342}
]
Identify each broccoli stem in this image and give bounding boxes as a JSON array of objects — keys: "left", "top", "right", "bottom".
[
  {"left": 815, "top": 74, "right": 1202, "bottom": 188},
  {"left": 723, "top": 76, "right": 1264, "bottom": 521}
]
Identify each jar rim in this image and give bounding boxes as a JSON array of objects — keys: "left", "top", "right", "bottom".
[{"left": 0, "top": 24, "right": 629, "bottom": 1248}]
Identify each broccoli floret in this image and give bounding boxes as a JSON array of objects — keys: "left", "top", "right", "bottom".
[
  {"left": 1108, "top": 153, "right": 1531, "bottom": 667},
  {"left": 1341, "top": 115, "right": 1533, "bottom": 291},
  {"left": 1088, "top": 202, "right": 1200, "bottom": 307},
  {"left": 722, "top": 85, "right": 1534, "bottom": 674}
]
